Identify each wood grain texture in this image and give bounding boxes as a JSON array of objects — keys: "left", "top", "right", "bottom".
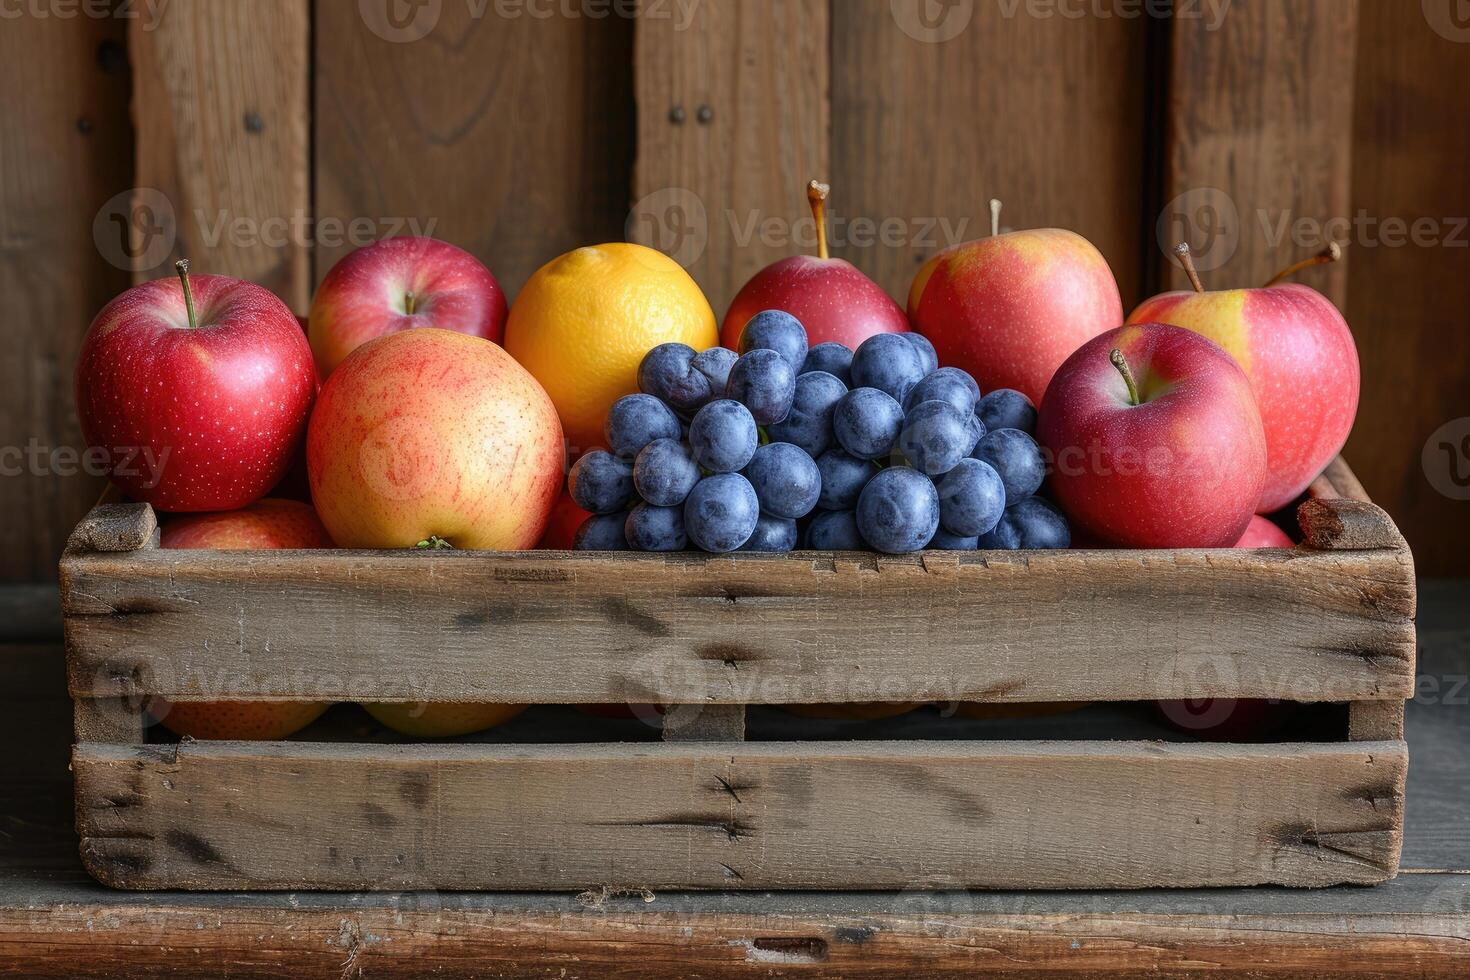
[
  {"left": 1160, "top": 0, "right": 1359, "bottom": 306},
  {"left": 63, "top": 501, "right": 157, "bottom": 555},
  {"left": 831, "top": 1, "right": 1149, "bottom": 308},
  {"left": 129, "top": 0, "right": 311, "bottom": 308},
  {"left": 314, "top": 2, "right": 634, "bottom": 300},
  {"left": 1346, "top": 1, "right": 1470, "bottom": 578},
  {"left": 631, "top": 0, "right": 828, "bottom": 314},
  {"left": 60, "top": 544, "right": 1415, "bottom": 704},
  {"left": 0, "top": 9, "right": 131, "bottom": 582},
  {"left": 73, "top": 738, "right": 1405, "bottom": 891}
]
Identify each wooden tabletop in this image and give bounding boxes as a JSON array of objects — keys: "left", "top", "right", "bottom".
[{"left": 1, "top": 582, "right": 1467, "bottom": 978}]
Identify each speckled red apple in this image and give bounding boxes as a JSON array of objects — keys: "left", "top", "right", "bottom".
[
  {"left": 1128, "top": 243, "right": 1359, "bottom": 512},
  {"left": 309, "top": 236, "right": 508, "bottom": 378},
  {"left": 74, "top": 261, "right": 317, "bottom": 512},
  {"left": 722, "top": 181, "right": 909, "bottom": 350},
  {"left": 908, "top": 202, "right": 1122, "bottom": 404},
  {"left": 307, "top": 328, "right": 564, "bottom": 549}
]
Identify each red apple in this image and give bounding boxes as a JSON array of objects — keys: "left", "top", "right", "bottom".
[
  {"left": 908, "top": 201, "right": 1123, "bottom": 404},
  {"left": 1037, "top": 322, "right": 1268, "bottom": 548},
  {"left": 308, "top": 236, "right": 508, "bottom": 378},
  {"left": 308, "top": 328, "right": 564, "bottom": 549},
  {"left": 1128, "top": 243, "right": 1359, "bottom": 512},
  {"left": 1235, "top": 515, "right": 1294, "bottom": 548},
  {"left": 1155, "top": 698, "right": 1288, "bottom": 741},
  {"left": 538, "top": 488, "right": 591, "bottom": 550},
  {"left": 721, "top": 181, "right": 909, "bottom": 350},
  {"left": 75, "top": 261, "right": 317, "bottom": 513},
  {"left": 152, "top": 499, "right": 333, "bottom": 740}
]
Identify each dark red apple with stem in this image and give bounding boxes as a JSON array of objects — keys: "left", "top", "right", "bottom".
[
  {"left": 1127, "top": 242, "right": 1359, "bottom": 512},
  {"left": 1037, "top": 322, "right": 1268, "bottom": 549},
  {"left": 309, "top": 236, "right": 509, "bottom": 378},
  {"left": 75, "top": 260, "right": 317, "bottom": 512},
  {"left": 721, "top": 180, "right": 909, "bottom": 349}
]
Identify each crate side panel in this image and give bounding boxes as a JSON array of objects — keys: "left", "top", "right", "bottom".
[{"left": 74, "top": 739, "right": 1405, "bottom": 891}]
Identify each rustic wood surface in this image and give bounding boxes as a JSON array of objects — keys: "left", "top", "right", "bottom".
[
  {"left": 831, "top": 0, "right": 1150, "bottom": 307},
  {"left": 128, "top": 0, "right": 311, "bottom": 308},
  {"left": 0, "top": 10, "right": 130, "bottom": 582},
  {"left": 73, "top": 738, "right": 1405, "bottom": 892},
  {"left": 2, "top": 582, "right": 1467, "bottom": 976},
  {"left": 313, "top": 2, "right": 634, "bottom": 301},
  {"left": 632, "top": 0, "right": 828, "bottom": 314},
  {"left": 61, "top": 540, "right": 1415, "bottom": 705}
]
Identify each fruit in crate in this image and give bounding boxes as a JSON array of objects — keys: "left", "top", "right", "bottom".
[
  {"left": 75, "top": 261, "right": 317, "bottom": 512},
  {"left": 908, "top": 200, "right": 1123, "bottom": 405},
  {"left": 722, "top": 181, "right": 910, "bottom": 350},
  {"left": 152, "top": 499, "right": 333, "bottom": 740},
  {"left": 1235, "top": 515, "right": 1294, "bottom": 548},
  {"left": 572, "top": 315, "right": 1070, "bottom": 554},
  {"left": 1128, "top": 243, "right": 1360, "bottom": 512},
  {"left": 1037, "top": 323, "right": 1268, "bottom": 549},
  {"left": 505, "top": 243, "right": 717, "bottom": 453},
  {"left": 363, "top": 702, "right": 527, "bottom": 738},
  {"left": 308, "top": 328, "right": 564, "bottom": 549},
  {"left": 308, "top": 236, "right": 508, "bottom": 378},
  {"left": 538, "top": 489, "right": 593, "bottom": 549}
]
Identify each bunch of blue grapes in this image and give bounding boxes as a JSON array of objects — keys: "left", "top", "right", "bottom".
[{"left": 568, "top": 311, "right": 1070, "bottom": 554}]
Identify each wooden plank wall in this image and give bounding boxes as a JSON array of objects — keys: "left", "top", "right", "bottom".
[{"left": 1, "top": 0, "right": 1467, "bottom": 577}]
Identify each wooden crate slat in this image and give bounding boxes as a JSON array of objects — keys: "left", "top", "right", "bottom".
[
  {"left": 73, "top": 738, "right": 1405, "bottom": 892},
  {"left": 61, "top": 543, "right": 1414, "bottom": 704}
]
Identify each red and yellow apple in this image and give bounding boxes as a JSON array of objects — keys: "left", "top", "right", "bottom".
[
  {"left": 308, "top": 236, "right": 508, "bottom": 378},
  {"left": 153, "top": 499, "right": 333, "bottom": 740},
  {"left": 75, "top": 261, "right": 317, "bottom": 512},
  {"left": 1037, "top": 322, "right": 1268, "bottom": 549},
  {"left": 363, "top": 702, "right": 526, "bottom": 738},
  {"left": 722, "top": 181, "right": 909, "bottom": 350},
  {"left": 909, "top": 203, "right": 1122, "bottom": 404},
  {"left": 1128, "top": 244, "right": 1359, "bottom": 512},
  {"left": 307, "top": 328, "right": 564, "bottom": 549}
]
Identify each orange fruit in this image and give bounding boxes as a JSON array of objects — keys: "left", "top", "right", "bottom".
[
  {"left": 504, "top": 244, "right": 717, "bottom": 453},
  {"left": 155, "top": 699, "right": 329, "bottom": 740},
  {"left": 363, "top": 702, "right": 527, "bottom": 738}
]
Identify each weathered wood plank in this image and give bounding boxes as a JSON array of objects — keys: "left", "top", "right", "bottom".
[
  {"left": 1299, "top": 497, "right": 1409, "bottom": 553},
  {"left": 61, "top": 546, "right": 1416, "bottom": 704},
  {"left": 63, "top": 502, "right": 157, "bottom": 555},
  {"left": 662, "top": 704, "right": 746, "bottom": 742},
  {"left": 74, "top": 739, "right": 1405, "bottom": 891}
]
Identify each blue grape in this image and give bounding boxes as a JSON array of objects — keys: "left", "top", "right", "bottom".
[
  {"left": 851, "top": 333, "right": 926, "bottom": 401},
  {"left": 805, "top": 509, "right": 864, "bottom": 549},
  {"left": 574, "top": 512, "right": 629, "bottom": 550},
  {"left": 815, "top": 449, "right": 877, "bottom": 510},
  {"left": 638, "top": 343, "right": 710, "bottom": 415},
  {"left": 928, "top": 527, "right": 979, "bottom": 550},
  {"left": 801, "top": 342, "right": 853, "bottom": 385},
  {"left": 633, "top": 438, "right": 699, "bottom": 507},
  {"left": 726, "top": 348, "right": 796, "bottom": 425},
  {"left": 684, "top": 473, "right": 760, "bottom": 552},
  {"left": 935, "top": 457, "right": 1006, "bottom": 537},
  {"left": 975, "top": 388, "right": 1037, "bottom": 435},
  {"left": 833, "top": 387, "right": 904, "bottom": 460},
  {"left": 903, "top": 367, "right": 980, "bottom": 415},
  {"left": 625, "top": 502, "right": 688, "bottom": 552},
  {"left": 971, "top": 427, "right": 1046, "bottom": 506},
  {"left": 738, "top": 310, "right": 808, "bottom": 372},
  {"left": 690, "top": 346, "right": 738, "bottom": 401},
  {"left": 899, "top": 400, "right": 983, "bottom": 476},
  {"left": 856, "top": 466, "right": 941, "bottom": 554},
  {"left": 740, "top": 513, "right": 799, "bottom": 552},
  {"left": 904, "top": 332, "right": 940, "bottom": 374},
  {"left": 978, "top": 496, "right": 1071, "bottom": 550},
  {"left": 688, "top": 399, "right": 758, "bottom": 473},
  {"left": 744, "top": 442, "right": 821, "bottom": 520},
  {"left": 605, "top": 393, "right": 681, "bottom": 457},
  {"left": 568, "top": 450, "right": 634, "bottom": 514},
  {"left": 766, "top": 370, "right": 847, "bottom": 456}
]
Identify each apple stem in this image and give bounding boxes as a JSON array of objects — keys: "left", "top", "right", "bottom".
[
  {"left": 404, "top": 291, "right": 417, "bottom": 315},
  {"left": 415, "top": 536, "right": 453, "bottom": 550},
  {"left": 990, "top": 199, "right": 1002, "bottom": 237},
  {"left": 807, "top": 179, "right": 831, "bottom": 260},
  {"left": 1171, "top": 242, "right": 1206, "bottom": 293},
  {"left": 174, "top": 259, "right": 198, "bottom": 330},
  {"left": 1110, "top": 348, "right": 1141, "bottom": 407},
  {"left": 1264, "top": 241, "right": 1342, "bottom": 287}
]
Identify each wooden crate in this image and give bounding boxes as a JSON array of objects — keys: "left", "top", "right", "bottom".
[{"left": 60, "top": 458, "right": 1416, "bottom": 892}]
